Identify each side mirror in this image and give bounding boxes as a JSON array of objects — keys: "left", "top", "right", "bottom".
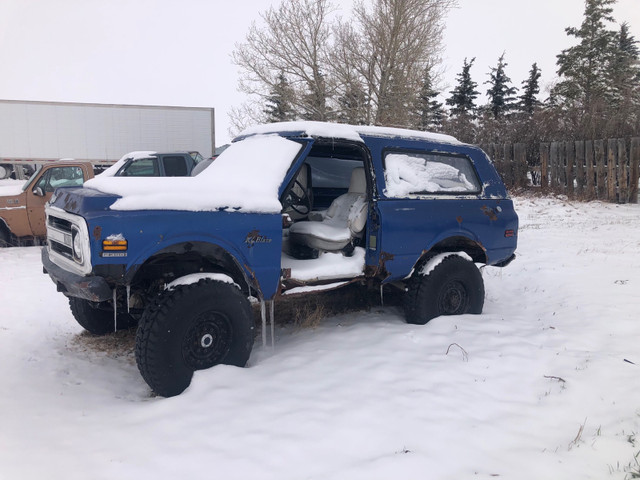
[{"left": 32, "top": 187, "right": 45, "bottom": 197}]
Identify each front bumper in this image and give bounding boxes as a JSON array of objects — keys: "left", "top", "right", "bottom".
[{"left": 42, "top": 247, "right": 113, "bottom": 302}]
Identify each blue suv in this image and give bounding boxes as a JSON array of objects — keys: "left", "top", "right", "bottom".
[{"left": 42, "top": 121, "right": 518, "bottom": 396}]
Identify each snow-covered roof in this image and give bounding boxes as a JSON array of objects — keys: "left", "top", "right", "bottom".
[
  {"left": 83, "top": 135, "right": 301, "bottom": 213},
  {"left": 238, "top": 121, "right": 461, "bottom": 145}
]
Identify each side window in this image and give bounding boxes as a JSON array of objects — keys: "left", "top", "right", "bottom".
[
  {"left": 36, "top": 166, "right": 85, "bottom": 192},
  {"left": 162, "top": 155, "right": 188, "bottom": 176},
  {"left": 383, "top": 151, "right": 481, "bottom": 197},
  {"left": 119, "top": 158, "right": 160, "bottom": 177},
  {"left": 306, "top": 156, "right": 363, "bottom": 188}
]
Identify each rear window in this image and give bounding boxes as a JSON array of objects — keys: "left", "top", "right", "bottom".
[
  {"left": 383, "top": 151, "right": 481, "bottom": 197},
  {"left": 305, "top": 156, "right": 363, "bottom": 188}
]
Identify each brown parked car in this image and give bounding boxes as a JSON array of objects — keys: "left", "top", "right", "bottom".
[{"left": 0, "top": 161, "right": 94, "bottom": 246}]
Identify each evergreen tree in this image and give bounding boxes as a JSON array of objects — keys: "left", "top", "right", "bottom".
[
  {"left": 553, "top": 0, "right": 617, "bottom": 109},
  {"left": 609, "top": 22, "right": 640, "bottom": 107},
  {"left": 484, "top": 53, "right": 518, "bottom": 119},
  {"left": 263, "top": 72, "right": 295, "bottom": 122},
  {"left": 414, "top": 68, "right": 445, "bottom": 130},
  {"left": 446, "top": 57, "right": 479, "bottom": 118},
  {"left": 518, "top": 63, "right": 542, "bottom": 115},
  {"left": 336, "top": 82, "right": 368, "bottom": 125}
]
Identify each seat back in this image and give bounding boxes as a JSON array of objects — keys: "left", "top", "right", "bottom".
[{"left": 325, "top": 167, "right": 367, "bottom": 235}]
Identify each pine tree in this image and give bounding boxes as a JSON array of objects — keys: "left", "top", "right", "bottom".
[
  {"left": 610, "top": 22, "right": 640, "bottom": 107},
  {"left": 553, "top": 0, "right": 617, "bottom": 109},
  {"left": 518, "top": 63, "right": 542, "bottom": 115},
  {"left": 484, "top": 53, "right": 518, "bottom": 119},
  {"left": 446, "top": 57, "right": 479, "bottom": 118},
  {"left": 263, "top": 72, "right": 295, "bottom": 123},
  {"left": 414, "top": 68, "right": 445, "bottom": 131},
  {"left": 337, "top": 82, "right": 368, "bottom": 125}
]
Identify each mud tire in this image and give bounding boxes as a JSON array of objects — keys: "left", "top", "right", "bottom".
[
  {"left": 404, "top": 255, "right": 484, "bottom": 325},
  {"left": 69, "top": 297, "right": 135, "bottom": 335},
  {"left": 135, "top": 279, "right": 254, "bottom": 397}
]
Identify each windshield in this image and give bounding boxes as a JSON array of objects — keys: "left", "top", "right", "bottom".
[
  {"left": 189, "top": 152, "right": 205, "bottom": 164},
  {"left": 22, "top": 164, "right": 43, "bottom": 192}
]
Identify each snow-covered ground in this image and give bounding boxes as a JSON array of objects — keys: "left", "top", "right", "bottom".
[{"left": 1, "top": 196, "right": 639, "bottom": 480}]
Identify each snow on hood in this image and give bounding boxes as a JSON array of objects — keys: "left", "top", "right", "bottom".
[
  {"left": 0, "top": 179, "right": 27, "bottom": 197},
  {"left": 96, "top": 151, "right": 157, "bottom": 177},
  {"left": 238, "top": 121, "right": 460, "bottom": 145},
  {"left": 83, "top": 135, "right": 301, "bottom": 213}
]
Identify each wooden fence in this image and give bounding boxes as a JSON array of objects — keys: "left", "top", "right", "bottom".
[{"left": 480, "top": 138, "right": 640, "bottom": 203}]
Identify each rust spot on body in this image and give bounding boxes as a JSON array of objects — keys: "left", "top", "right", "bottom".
[
  {"left": 481, "top": 206, "right": 498, "bottom": 221},
  {"left": 92, "top": 225, "right": 102, "bottom": 241},
  {"left": 456, "top": 216, "right": 463, "bottom": 225}
]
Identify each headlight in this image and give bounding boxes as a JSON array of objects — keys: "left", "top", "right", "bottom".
[{"left": 71, "top": 226, "right": 83, "bottom": 264}]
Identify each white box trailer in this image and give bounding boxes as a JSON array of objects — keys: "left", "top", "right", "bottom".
[{"left": 0, "top": 100, "right": 215, "bottom": 179}]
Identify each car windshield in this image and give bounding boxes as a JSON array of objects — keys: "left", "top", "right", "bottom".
[{"left": 22, "top": 164, "right": 43, "bottom": 192}]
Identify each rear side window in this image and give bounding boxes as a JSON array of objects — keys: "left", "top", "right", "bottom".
[
  {"left": 383, "top": 151, "right": 481, "bottom": 197},
  {"left": 162, "top": 155, "right": 188, "bottom": 176}
]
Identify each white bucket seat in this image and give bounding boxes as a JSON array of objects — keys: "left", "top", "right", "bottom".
[{"left": 289, "top": 167, "right": 367, "bottom": 252}]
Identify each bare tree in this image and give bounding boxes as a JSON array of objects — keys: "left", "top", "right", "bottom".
[
  {"left": 232, "top": 0, "right": 335, "bottom": 123},
  {"left": 333, "top": 0, "right": 456, "bottom": 127}
]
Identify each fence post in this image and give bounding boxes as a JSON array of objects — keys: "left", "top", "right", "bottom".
[
  {"left": 514, "top": 143, "right": 527, "bottom": 188},
  {"left": 618, "top": 139, "right": 629, "bottom": 203},
  {"left": 594, "top": 140, "right": 606, "bottom": 199},
  {"left": 607, "top": 139, "right": 617, "bottom": 202},
  {"left": 585, "top": 140, "right": 595, "bottom": 200},
  {"left": 540, "top": 143, "right": 549, "bottom": 190},
  {"left": 503, "top": 143, "right": 513, "bottom": 187},
  {"left": 575, "top": 141, "right": 585, "bottom": 198},
  {"left": 559, "top": 142, "right": 567, "bottom": 193},
  {"left": 565, "top": 141, "right": 575, "bottom": 197},
  {"left": 630, "top": 138, "right": 639, "bottom": 204},
  {"left": 549, "top": 142, "right": 559, "bottom": 190}
]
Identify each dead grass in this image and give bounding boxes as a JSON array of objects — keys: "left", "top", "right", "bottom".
[
  {"left": 68, "top": 328, "right": 136, "bottom": 363},
  {"left": 293, "top": 302, "right": 327, "bottom": 330}
]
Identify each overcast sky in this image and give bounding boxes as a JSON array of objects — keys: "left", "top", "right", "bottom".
[{"left": 0, "top": 0, "right": 638, "bottom": 145}]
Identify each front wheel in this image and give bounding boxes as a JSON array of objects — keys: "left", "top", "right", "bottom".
[
  {"left": 0, "top": 226, "right": 11, "bottom": 247},
  {"left": 135, "top": 279, "right": 254, "bottom": 397},
  {"left": 404, "top": 255, "right": 484, "bottom": 325},
  {"left": 69, "top": 297, "right": 135, "bottom": 335}
]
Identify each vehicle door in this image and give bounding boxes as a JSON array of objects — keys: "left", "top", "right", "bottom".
[
  {"left": 27, "top": 165, "right": 87, "bottom": 236},
  {"left": 373, "top": 146, "right": 484, "bottom": 281}
]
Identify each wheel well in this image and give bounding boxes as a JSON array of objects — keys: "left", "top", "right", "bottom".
[
  {"left": 418, "top": 236, "right": 487, "bottom": 267},
  {"left": 128, "top": 242, "right": 254, "bottom": 296},
  {"left": 0, "top": 219, "right": 11, "bottom": 243}
]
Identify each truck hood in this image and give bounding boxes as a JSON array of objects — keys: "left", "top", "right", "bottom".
[
  {"left": 83, "top": 135, "right": 303, "bottom": 214},
  {"left": 0, "top": 183, "right": 26, "bottom": 210},
  {"left": 0, "top": 180, "right": 27, "bottom": 197},
  {"left": 48, "top": 186, "right": 121, "bottom": 215}
]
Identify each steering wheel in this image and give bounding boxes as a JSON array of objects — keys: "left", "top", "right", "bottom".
[{"left": 287, "top": 179, "right": 311, "bottom": 215}]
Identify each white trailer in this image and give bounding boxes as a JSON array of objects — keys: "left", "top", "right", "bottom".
[{"left": 0, "top": 100, "right": 215, "bottom": 179}]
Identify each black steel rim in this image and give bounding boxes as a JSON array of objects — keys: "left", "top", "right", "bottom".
[
  {"left": 438, "top": 280, "right": 468, "bottom": 315},
  {"left": 182, "top": 311, "right": 233, "bottom": 370}
]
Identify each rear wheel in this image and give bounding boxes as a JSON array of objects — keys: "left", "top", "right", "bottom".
[
  {"left": 69, "top": 297, "right": 135, "bottom": 335},
  {"left": 135, "top": 279, "right": 254, "bottom": 397},
  {"left": 404, "top": 255, "right": 484, "bottom": 325}
]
